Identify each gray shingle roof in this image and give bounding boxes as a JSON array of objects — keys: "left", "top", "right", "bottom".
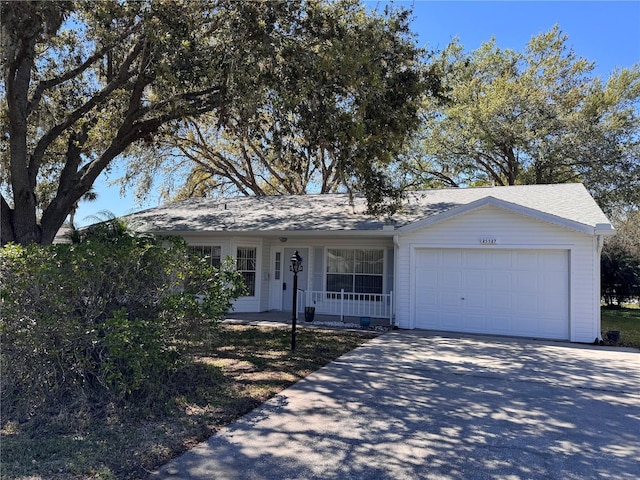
[{"left": 125, "top": 183, "right": 612, "bottom": 234}]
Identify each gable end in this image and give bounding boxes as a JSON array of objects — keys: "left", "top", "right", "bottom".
[{"left": 399, "top": 196, "right": 601, "bottom": 236}]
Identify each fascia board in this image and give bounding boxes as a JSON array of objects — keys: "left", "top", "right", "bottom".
[{"left": 594, "top": 223, "right": 616, "bottom": 236}]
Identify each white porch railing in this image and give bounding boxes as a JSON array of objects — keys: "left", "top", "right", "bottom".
[{"left": 297, "top": 289, "right": 394, "bottom": 323}]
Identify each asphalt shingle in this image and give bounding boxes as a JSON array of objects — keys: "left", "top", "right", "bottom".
[{"left": 125, "top": 183, "right": 611, "bottom": 234}]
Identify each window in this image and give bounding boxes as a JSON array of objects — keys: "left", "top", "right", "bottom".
[
  {"left": 188, "top": 245, "right": 221, "bottom": 267},
  {"left": 237, "top": 247, "right": 257, "bottom": 296},
  {"left": 326, "top": 249, "right": 383, "bottom": 294},
  {"left": 186, "top": 246, "right": 222, "bottom": 294},
  {"left": 274, "top": 252, "right": 281, "bottom": 280}
]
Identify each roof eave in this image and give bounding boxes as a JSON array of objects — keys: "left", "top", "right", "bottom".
[
  {"left": 140, "top": 228, "right": 397, "bottom": 238},
  {"left": 594, "top": 223, "right": 616, "bottom": 236}
]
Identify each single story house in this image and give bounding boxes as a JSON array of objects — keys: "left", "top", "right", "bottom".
[{"left": 126, "top": 183, "right": 615, "bottom": 343}]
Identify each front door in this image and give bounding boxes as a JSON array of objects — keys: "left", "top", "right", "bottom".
[{"left": 282, "top": 248, "right": 309, "bottom": 312}]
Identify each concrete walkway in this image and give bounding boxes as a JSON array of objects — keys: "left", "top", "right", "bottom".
[{"left": 150, "top": 331, "right": 640, "bottom": 480}]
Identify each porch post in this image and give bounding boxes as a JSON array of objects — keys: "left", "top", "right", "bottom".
[{"left": 340, "top": 288, "right": 344, "bottom": 321}]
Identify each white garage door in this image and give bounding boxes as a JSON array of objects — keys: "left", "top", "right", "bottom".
[{"left": 414, "top": 249, "right": 569, "bottom": 339}]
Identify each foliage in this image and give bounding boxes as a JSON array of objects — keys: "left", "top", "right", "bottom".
[
  {"left": 601, "top": 211, "right": 640, "bottom": 305},
  {"left": 119, "top": 0, "right": 431, "bottom": 212},
  {"left": 0, "top": 227, "right": 245, "bottom": 421},
  {"left": 1, "top": 0, "right": 432, "bottom": 245},
  {"left": 407, "top": 26, "right": 640, "bottom": 215}
]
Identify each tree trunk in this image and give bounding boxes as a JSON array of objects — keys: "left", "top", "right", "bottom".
[{"left": 5, "top": 4, "right": 42, "bottom": 245}]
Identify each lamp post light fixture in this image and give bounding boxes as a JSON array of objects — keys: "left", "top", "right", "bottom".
[{"left": 290, "top": 250, "right": 303, "bottom": 351}]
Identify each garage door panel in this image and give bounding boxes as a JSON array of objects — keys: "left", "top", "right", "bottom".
[
  {"left": 439, "top": 312, "right": 461, "bottom": 328},
  {"left": 488, "top": 271, "right": 512, "bottom": 290},
  {"left": 417, "top": 269, "right": 439, "bottom": 289},
  {"left": 492, "top": 316, "right": 514, "bottom": 334},
  {"left": 441, "top": 292, "right": 462, "bottom": 307},
  {"left": 416, "top": 252, "right": 439, "bottom": 268},
  {"left": 465, "top": 270, "right": 486, "bottom": 286},
  {"left": 515, "top": 251, "right": 539, "bottom": 270},
  {"left": 464, "top": 292, "right": 486, "bottom": 309},
  {"left": 462, "top": 315, "right": 487, "bottom": 333},
  {"left": 414, "top": 249, "right": 569, "bottom": 340},
  {"left": 515, "top": 294, "right": 540, "bottom": 312},
  {"left": 515, "top": 274, "right": 538, "bottom": 289},
  {"left": 541, "top": 250, "right": 569, "bottom": 270},
  {"left": 442, "top": 250, "right": 462, "bottom": 267},
  {"left": 489, "top": 251, "right": 512, "bottom": 268},
  {"left": 542, "top": 270, "right": 566, "bottom": 285},
  {"left": 487, "top": 293, "right": 511, "bottom": 310},
  {"left": 544, "top": 294, "right": 568, "bottom": 311},
  {"left": 466, "top": 250, "right": 487, "bottom": 268},
  {"left": 442, "top": 271, "right": 463, "bottom": 288}
]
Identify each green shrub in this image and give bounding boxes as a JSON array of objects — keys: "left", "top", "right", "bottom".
[{"left": 0, "top": 231, "right": 245, "bottom": 421}]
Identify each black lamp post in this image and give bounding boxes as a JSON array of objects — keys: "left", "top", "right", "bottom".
[{"left": 290, "top": 250, "right": 303, "bottom": 351}]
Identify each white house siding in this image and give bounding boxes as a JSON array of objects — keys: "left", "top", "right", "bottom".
[
  {"left": 259, "top": 241, "right": 271, "bottom": 311},
  {"left": 395, "top": 205, "right": 600, "bottom": 343}
]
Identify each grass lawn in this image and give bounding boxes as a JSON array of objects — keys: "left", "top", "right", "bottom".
[
  {"left": 601, "top": 304, "right": 640, "bottom": 349},
  {"left": 1, "top": 324, "right": 378, "bottom": 480}
]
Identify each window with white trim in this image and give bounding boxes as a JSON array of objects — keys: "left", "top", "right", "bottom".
[
  {"left": 188, "top": 245, "right": 221, "bottom": 267},
  {"left": 326, "top": 248, "right": 383, "bottom": 294},
  {"left": 237, "top": 247, "right": 257, "bottom": 296},
  {"left": 274, "top": 252, "right": 281, "bottom": 280}
]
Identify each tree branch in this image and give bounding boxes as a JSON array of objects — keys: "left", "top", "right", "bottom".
[
  {"left": 27, "top": 23, "right": 141, "bottom": 116},
  {"left": 28, "top": 38, "right": 146, "bottom": 188}
]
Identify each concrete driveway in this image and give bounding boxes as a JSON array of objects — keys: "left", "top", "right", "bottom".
[{"left": 151, "top": 332, "right": 640, "bottom": 480}]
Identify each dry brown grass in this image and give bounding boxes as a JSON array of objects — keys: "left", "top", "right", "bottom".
[{"left": 1, "top": 324, "right": 378, "bottom": 479}]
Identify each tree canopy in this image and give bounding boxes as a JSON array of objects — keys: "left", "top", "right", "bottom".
[
  {"left": 119, "top": 0, "right": 430, "bottom": 207},
  {"left": 4, "top": 3, "right": 639, "bottom": 246},
  {"left": 2, "top": 0, "right": 429, "bottom": 245},
  {"left": 405, "top": 26, "right": 640, "bottom": 215}
]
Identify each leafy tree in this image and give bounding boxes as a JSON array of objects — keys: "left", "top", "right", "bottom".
[
  {"left": 408, "top": 26, "right": 640, "bottom": 214},
  {"left": 1, "top": 0, "right": 431, "bottom": 245},
  {"left": 119, "top": 0, "right": 430, "bottom": 207},
  {"left": 602, "top": 210, "right": 640, "bottom": 305}
]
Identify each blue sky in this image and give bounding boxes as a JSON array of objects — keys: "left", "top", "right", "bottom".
[{"left": 75, "top": 0, "right": 640, "bottom": 226}]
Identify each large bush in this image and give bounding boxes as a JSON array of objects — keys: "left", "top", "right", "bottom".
[{"left": 0, "top": 226, "right": 244, "bottom": 420}]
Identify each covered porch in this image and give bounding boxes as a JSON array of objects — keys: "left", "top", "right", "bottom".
[{"left": 224, "top": 310, "right": 394, "bottom": 330}]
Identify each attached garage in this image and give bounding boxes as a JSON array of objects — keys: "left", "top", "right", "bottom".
[
  {"left": 395, "top": 187, "right": 616, "bottom": 343},
  {"left": 413, "top": 248, "right": 569, "bottom": 339}
]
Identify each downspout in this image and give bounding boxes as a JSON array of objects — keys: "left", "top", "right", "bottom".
[{"left": 595, "top": 234, "right": 605, "bottom": 342}]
